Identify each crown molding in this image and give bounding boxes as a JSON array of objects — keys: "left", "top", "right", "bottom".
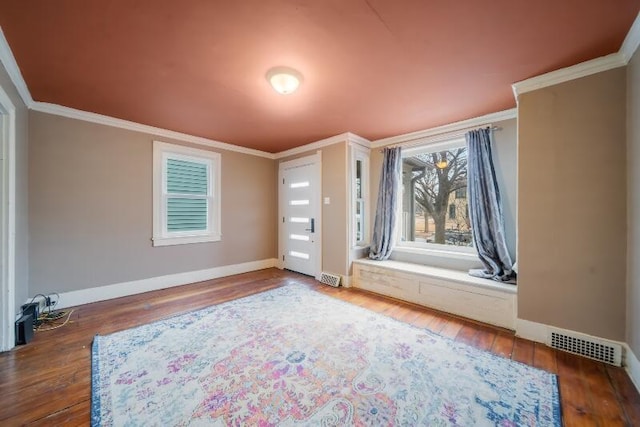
[
  {"left": 512, "top": 52, "right": 626, "bottom": 99},
  {"left": 0, "top": 27, "right": 33, "bottom": 107},
  {"left": 31, "top": 102, "right": 275, "bottom": 159},
  {"left": 345, "top": 132, "right": 371, "bottom": 149},
  {"left": 370, "top": 108, "right": 517, "bottom": 148},
  {"left": 621, "top": 12, "right": 640, "bottom": 63},
  {"left": 274, "top": 132, "right": 370, "bottom": 159}
]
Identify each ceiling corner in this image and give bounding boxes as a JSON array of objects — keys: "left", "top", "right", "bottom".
[
  {"left": 621, "top": 12, "right": 640, "bottom": 64},
  {"left": 0, "top": 26, "right": 33, "bottom": 108},
  {"left": 346, "top": 132, "right": 371, "bottom": 148}
]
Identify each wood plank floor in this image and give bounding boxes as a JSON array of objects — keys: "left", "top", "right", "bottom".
[{"left": 1, "top": 268, "right": 639, "bottom": 426}]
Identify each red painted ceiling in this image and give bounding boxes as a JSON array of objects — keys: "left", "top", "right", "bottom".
[{"left": 1, "top": 1, "right": 638, "bottom": 152}]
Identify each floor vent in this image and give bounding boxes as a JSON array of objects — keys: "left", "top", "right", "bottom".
[
  {"left": 549, "top": 330, "right": 622, "bottom": 366},
  {"left": 319, "top": 272, "right": 341, "bottom": 287}
]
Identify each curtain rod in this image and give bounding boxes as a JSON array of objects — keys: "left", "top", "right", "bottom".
[{"left": 380, "top": 125, "right": 501, "bottom": 152}]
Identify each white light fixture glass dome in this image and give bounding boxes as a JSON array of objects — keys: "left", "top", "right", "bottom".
[{"left": 267, "top": 67, "right": 303, "bottom": 95}]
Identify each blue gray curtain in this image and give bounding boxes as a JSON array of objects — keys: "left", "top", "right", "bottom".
[
  {"left": 369, "top": 147, "right": 402, "bottom": 260},
  {"left": 466, "top": 128, "right": 515, "bottom": 282}
]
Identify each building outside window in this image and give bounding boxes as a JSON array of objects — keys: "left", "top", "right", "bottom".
[{"left": 400, "top": 138, "right": 472, "bottom": 247}]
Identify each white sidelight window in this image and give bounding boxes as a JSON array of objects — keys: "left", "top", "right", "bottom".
[
  {"left": 350, "top": 143, "right": 370, "bottom": 247},
  {"left": 153, "top": 141, "right": 221, "bottom": 246}
]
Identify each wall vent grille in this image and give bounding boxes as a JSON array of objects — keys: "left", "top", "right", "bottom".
[
  {"left": 320, "top": 272, "right": 341, "bottom": 287},
  {"left": 549, "top": 330, "right": 621, "bottom": 366}
]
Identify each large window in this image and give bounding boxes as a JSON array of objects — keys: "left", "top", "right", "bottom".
[
  {"left": 153, "top": 141, "right": 221, "bottom": 246},
  {"left": 400, "top": 138, "right": 472, "bottom": 249}
]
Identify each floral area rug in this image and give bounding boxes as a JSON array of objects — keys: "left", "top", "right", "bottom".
[{"left": 91, "top": 285, "right": 561, "bottom": 426}]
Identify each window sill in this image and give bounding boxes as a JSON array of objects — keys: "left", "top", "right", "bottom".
[
  {"left": 393, "top": 245, "right": 478, "bottom": 262},
  {"left": 152, "top": 234, "right": 221, "bottom": 247},
  {"left": 391, "top": 245, "right": 481, "bottom": 271},
  {"left": 352, "top": 244, "right": 370, "bottom": 250}
]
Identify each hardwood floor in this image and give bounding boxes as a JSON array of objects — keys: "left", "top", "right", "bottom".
[{"left": 1, "top": 268, "right": 639, "bottom": 426}]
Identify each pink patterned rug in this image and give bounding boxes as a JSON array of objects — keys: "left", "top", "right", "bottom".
[{"left": 91, "top": 285, "right": 561, "bottom": 426}]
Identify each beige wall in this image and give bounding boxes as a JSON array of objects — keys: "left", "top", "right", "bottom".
[
  {"left": 628, "top": 48, "right": 640, "bottom": 356},
  {"left": 278, "top": 141, "right": 349, "bottom": 277},
  {"left": 518, "top": 67, "right": 627, "bottom": 341},
  {"left": 321, "top": 143, "right": 348, "bottom": 276},
  {"left": 0, "top": 61, "right": 29, "bottom": 311},
  {"left": 29, "top": 112, "right": 276, "bottom": 294}
]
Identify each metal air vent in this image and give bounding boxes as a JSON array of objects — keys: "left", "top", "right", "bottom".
[
  {"left": 549, "top": 330, "right": 621, "bottom": 366},
  {"left": 320, "top": 272, "right": 341, "bottom": 287}
]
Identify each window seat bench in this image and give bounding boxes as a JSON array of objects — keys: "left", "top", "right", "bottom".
[{"left": 352, "top": 258, "right": 517, "bottom": 330}]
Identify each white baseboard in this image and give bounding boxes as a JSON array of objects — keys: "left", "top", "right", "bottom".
[
  {"left": 53, "top": 258, "right": 278, "bottom": 309},
  {"left": 515, "top": 318, "right": 549, "bottom": 344},
  {"left": 515, "top": 318, "right": 628, "bottom": 353},
  {"left": 516, "top": 318, "right": 640, "bottom": 391},
  {"left": 342, "top": 275, "right": 352, "bottom": 288},
  {"left": 623, "top": 343, "right": 640, "bottom": 394}
]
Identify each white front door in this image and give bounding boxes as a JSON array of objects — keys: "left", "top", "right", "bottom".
[{"left": 279, "top": 154, "right": 320, "bottom": 277}]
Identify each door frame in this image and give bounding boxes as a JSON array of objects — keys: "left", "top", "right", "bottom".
[
  {"left": 0, "top": 84, "right": 16, "bottom": 351},
  {"left": 278, "top": 152, "right": 322, "bottom": 280}
]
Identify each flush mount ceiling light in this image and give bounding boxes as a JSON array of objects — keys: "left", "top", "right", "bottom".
[{"left": 266, "top": 67, "right": 303, "bottom": 95}]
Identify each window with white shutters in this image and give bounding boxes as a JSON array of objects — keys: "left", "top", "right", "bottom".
[{"left": 153, "top": 141, "right": 221, "bottom": 246}]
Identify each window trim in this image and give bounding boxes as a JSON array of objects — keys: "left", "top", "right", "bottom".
[
  {"left": 396, "top": 137, "right": 473, "bottom": 255},
  {"left": 152, "top": 141, "right": 221, "bottom": 246},
  {"left": 350, "top": 143, "right": 370, "bottom": 248},
  {"left": 396, "top": 240, "right": 477, "bottom": 255}
]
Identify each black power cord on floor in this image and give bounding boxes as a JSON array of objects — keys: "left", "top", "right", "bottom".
[
  {"left": 20, "top": 291, "right": 72, "bottom": 331},
  {"left": 35, "top": 292, "right": 72, "bottom": 331},
  {"left": 35, "top": 309, "right": 74, "bottom": 332}
]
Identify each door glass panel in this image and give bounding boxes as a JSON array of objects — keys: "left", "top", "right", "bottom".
[
  {"left": 290, "top": 234, "right": 310, "bottom": 241},
  {"left": 290, "top": 217, "right": 309, "bottom": 223},
  {"left": 290, "top": 181, "right": 309, "bottom": 188},
  {"left": 289, "top": 251, "right": 310, "bottom": 260}
]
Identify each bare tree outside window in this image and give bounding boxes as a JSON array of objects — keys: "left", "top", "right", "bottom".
[{"left": 401, "top": 147, "right": 472, "bottom": 246}]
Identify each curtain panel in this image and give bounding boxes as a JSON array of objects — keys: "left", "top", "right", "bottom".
[
  {"left": 369, "top": 147, "right": 402, "bottom": 260},
  {"left": 466, "top": 128, "right": 515, "bottom": 282}
]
